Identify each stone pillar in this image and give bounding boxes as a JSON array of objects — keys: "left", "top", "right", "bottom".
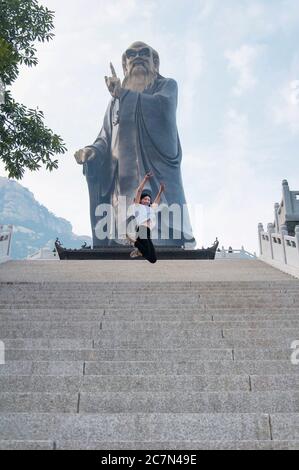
[
  {"left": 274, "top": 202, "right": 280, "bottom": 232},
  {"left": 280, "top": 223, "right": 288, "bottom": 264},
  {"left": 258, "top": 223, "right": 264, "bottom": 256},
  {"left": 282, "top": 179, "right": 292, "bottom": 218},
  {"left": 267, "top": 223, "right": 275, "bottom": 260},
  {"left": 295, "top": 225, "right": 299, "bottom": 257}
]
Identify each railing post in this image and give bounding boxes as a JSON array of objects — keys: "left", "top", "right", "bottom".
[
  {"left": 280, "top": 223, "right": 288, "bottom": 264},
  {"left": 282, "top": 179, "right": 292, "bottom": 219},
  {"left": 258, "top": 223, "right": 264, "bottom": 256},
  {"left": 295, "top": 225, "right": 299, "bottom": 257},
  {"left": 0, "top": 224, "right": 13, "bottom": 263},
  {"left": 267, "top": 223, "right": 275, "bottom": 259},
  {"left": 274, "top": 202, "right": 280, "bottom": 232}
]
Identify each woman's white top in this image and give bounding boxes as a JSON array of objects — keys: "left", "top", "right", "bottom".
[{"left": 134, "top": 203, "right": 157, "bottom": 229}]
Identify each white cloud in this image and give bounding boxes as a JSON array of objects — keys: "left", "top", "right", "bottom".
[
  {"left": 213, "top": 0, "right": 299, "bottom": 46},
  {"left": 195, "top": 0, "right": 216, "bottom": 21},
  {"left": 272, "top": 79, "right": 299, "bottom": 134},
  {"left": 225, "top": 44, "right": 263, "bottom": 96},
  {"left": 181, "top": 107, "right": 275, "bottom": 253},
  {"left": 179, "top": 37, "right": 204, "bottom": 125}
]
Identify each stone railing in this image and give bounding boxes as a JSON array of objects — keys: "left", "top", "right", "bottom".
[
  {"left": 0, "top": 224, "right": 13, "bottom": 264},
  {"left": 258, "top": 222, "right": 299, "bottom": 278},
  {"left": 27, "top": 247, "right": 58, "bottom": 260},
  {"left": 215, "top": 246, "right": 257, "bottom": 259}
]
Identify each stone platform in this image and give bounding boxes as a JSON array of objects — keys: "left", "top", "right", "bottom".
[{"left": 54, "top": 241, "right": 219, "bottom": 260}]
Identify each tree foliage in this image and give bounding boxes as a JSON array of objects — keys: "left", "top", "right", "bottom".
[{"left": 0, "top": 0, "right": 67, "bottom": 179}]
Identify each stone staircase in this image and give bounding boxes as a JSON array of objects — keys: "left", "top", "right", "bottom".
[{"left": 0, "top": 259, "right": 299, "bottom": 450}]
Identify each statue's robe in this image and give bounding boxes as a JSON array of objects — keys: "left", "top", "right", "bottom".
[{"left": 83, "top": 76, "right": 196, "bottom": 248}]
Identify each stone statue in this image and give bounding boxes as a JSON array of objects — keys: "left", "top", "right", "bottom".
[{"left": 74, "top": 41, "right": 196, "bottom": 248}]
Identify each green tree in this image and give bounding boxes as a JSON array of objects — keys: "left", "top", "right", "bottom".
[{"left": 0, "top": 0, "right": 67, "bottom": 179}]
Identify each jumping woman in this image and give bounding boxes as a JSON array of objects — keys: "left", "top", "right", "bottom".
[{"left": 127, "top": 171, "right": 165, "bottom": 263}]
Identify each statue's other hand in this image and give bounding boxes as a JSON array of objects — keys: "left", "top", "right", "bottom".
[{"left": 74, "top": 147, "right": 96, "bottom": 164}]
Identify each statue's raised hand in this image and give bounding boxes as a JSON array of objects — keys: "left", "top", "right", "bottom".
[
  {"left": 105, "top": 62, "right": 121, "bottom": 98},
  {"left": 74, "top": 147, "right": 96, "bottom": 164}
]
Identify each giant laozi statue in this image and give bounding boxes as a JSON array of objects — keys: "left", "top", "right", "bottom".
[{"left": 74, "top": 41, "right": 196, "bottom": 248}]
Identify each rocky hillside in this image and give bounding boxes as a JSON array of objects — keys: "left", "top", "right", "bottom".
[{"left": 0, "top": 176, "right": 91, "bottom": 259}]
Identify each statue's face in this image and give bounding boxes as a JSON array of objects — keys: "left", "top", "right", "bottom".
[{"left": 124, "top": 45, "right": 155, "bottom": 76}]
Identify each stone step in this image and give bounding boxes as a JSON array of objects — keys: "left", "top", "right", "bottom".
[
  {"left": 1, "top": 374, "right": 298, "bottom": 394},
  {"left": 1, "top": 301, "right": 298, "bottom": 310},
  {"left": 223, "top": 327, "right": 299, "bottom": 339},
  {"left": 4, "top": 348, "right": 233, "bottom": 362},
  {"left": 83, "top": 360, "right": 299, "bottom": 376},
  {"left": 54, "top": 439, "right": 299, "bottom": 450},
  {"left": 1, "top": 277, "right": 298, "bottom": 285},
  {"left": 0, "top": 324, "right": 96, "bottom": 339},
  {"left": 96, "top": 327, "right": 299, "bottom": 341},
  {"left": 0, "top": 440, "right": 54, "bottom": 450},
  {"left": 0, "top": 413, "right": 272, "bottom": 441},
  {"left": 0, "top": 393, "right": 78, "bottom": 413},
  {"left": 1, "top": 359, "right": 298, "bottom": 377},
  {"left": 78, "top": 390, "right": 299, "bottom": 414},
  {"left": 2, "top": 347, "right": 295, "bottom": 362},
  {"left": 1, "top": 391, "right": 299, "bottom": 414},
  {"left": 3, "top": 283, "right": 299, "bottom": 289},
  {"left": 2, "top": 279, "right": 298, "bottom": 286},
  {"left": 233, "top": 349, "right": 291, "bottom": 360},
  {"left": 100, "top": 320, "right": 299, "bottom": 329},
  {"left": 2, "top": 318, "right": 299, "bottom": 330},
  {"left": 0, "top": 339, "right": 93, "bottom": 349},
  {"left": 0, "top": 438, "right": 298, "bottom": 450},
  {"left": 212, "top": 314, "right": 299, "bottom": 322},
  {"left": 2, "top": 320, "right": 299, "bottom": 337},
  {"left": 0, "top": 361, "right": 84, "bottom": 376},
  {"left": 2, "top": 306, "right": 299, "bottom": 316},
  {"left": 202, "top": 307, "right": 299, "bottom": 313},
  {"left": 0, "top": 299, "right": 202, "bottom": 307},
  {"left": 270, "top": 414, "right": 299, "bottom": 440},
  {"left": 0, "top": 324, "right": 225, "bottom": 339},
  {"left": 0, "top": 374, "right": 250, "bottom": 393},
  {"left": 2, "top": 302, "right": 297, "bottom": 310},
  {"left": 1, "top": 291, "right": 299, "bottom": 299},
  {"left": 1, "top": 312, "right": 299, "bottom": 323},
  {"left": 0, "top": 283, "right": 299, "bottom": 301},
  {"left": 206, "top": 302, "right": 299, "bottom": 309},
  {"left": 93, "top": 336, "right": 297, "bottom": 349},
  {"left": 2, "top": 337, "right": 296, "bottom": 350},
  {"left": 251, "top": 374, "right": 299, "bottom": 391}
]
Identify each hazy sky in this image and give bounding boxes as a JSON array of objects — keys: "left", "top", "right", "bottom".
[{"left": 1, "top": 0, "right": 299, "bottom": 253}]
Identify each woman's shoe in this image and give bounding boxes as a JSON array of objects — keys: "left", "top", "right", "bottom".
[
  {"left": 130, "top": 248, "right": 142, "bottom": 258},
  {"left": 126, "top": 234, "right": 136, "bottom": 246}
]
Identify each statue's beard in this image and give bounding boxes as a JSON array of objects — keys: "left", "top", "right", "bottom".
[{"left": 122, "top": 67, "right": 157, "bottom": 92}]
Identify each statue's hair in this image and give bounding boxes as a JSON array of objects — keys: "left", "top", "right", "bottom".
[{"left": 122, "top": 41, "right": 163, "bottom": 78}]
